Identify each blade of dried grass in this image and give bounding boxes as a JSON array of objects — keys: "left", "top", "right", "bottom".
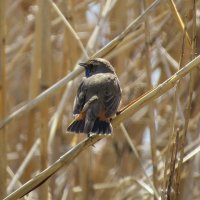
[
  {"left": 159, "top": 46, "right": 179, "bottom": 70},
  {"left": 0, "top": 0, "right": 7, "bottom": 198},
  {"left": 167, "top": 0, "right": 191, "bottom": 45},
  {"left": 61, "top": 187, "right": 69, "bottom": 200},
  {"left": 7, "top": 167, "right": 23, "bottom": 191},
  {"left": 183, "top": 144, "right": 200, "bottom": 163},
  {"left": 0, "top": 0, "right": 162, "bottom": 130}
]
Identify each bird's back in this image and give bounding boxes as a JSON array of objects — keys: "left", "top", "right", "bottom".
[{"left": 83, "top": 73, "right": 121, "bottom": 117}]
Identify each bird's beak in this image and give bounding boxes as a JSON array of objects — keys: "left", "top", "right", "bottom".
[{"left": 79, "top": 62, "right": 88, "bottom": 68}]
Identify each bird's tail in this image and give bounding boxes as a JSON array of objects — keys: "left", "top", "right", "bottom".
[
  {"left": 67, "top": 119, "right": 85, "bottom": 134},
  {"left": 67, "top": 118, "right": 112, "bottom": 135}
]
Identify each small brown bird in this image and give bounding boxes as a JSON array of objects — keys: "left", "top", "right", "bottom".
[{"left": 67, "top": 58, "right": 121, "bottom": 135}]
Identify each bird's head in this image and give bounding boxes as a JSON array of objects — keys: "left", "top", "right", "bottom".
[{"left": 79, "top": 58, "right": 115, "bottom": 77}]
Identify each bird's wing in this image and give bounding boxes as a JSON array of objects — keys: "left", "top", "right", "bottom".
[
  {"left": 103, "top": 77, "right": 121, "bottom": 117},
  {"left": 73, "top": 79, "right": 86, "bottom": 115}
]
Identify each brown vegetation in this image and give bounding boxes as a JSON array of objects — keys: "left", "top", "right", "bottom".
[{"left": 0, "top": 0, "right": 200, "bottom": 199}]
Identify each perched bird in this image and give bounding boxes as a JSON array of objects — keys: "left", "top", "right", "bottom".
[{"left": 67, "top": 58, "right": 121, "bottom": 136}]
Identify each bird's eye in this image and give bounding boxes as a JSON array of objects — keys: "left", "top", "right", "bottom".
[{"left": 85, "top": 67, "right": 91, "bottom": 77}]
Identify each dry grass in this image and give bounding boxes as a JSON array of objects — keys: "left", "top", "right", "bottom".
[{"left": 1, "top": 0, "right": 200, "bottom": 199}]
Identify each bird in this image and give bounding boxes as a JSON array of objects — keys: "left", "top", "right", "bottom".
[{"left": 67, "top": 58, "right": 121, "bottom": 136}]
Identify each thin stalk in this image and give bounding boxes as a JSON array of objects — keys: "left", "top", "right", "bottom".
[
  {"left": 0, "top": 0, "right": 7, "bottom": 198},
  {"left": 35, "top": 0, "right": 52, "bottom": 198},
  {"left": 141, "top": 1, "right": 158, "bottom": 197},
  {"left": 175, "top": 2, "right": 196, "bottom": 198},
  {"left": 167, "top": 0, "right": 191, "bottom": 45},
  {"left": 161, "top": 24, "right": 186, "bottom": 200}
]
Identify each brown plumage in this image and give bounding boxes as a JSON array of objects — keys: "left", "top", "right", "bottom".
[{"left": 67, "top": 58, "right": 121, "bottom": 136}]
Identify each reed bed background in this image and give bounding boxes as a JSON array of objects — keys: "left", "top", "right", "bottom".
[{"left": 0, "top": 0, "right": 200, "bottom": 199}]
